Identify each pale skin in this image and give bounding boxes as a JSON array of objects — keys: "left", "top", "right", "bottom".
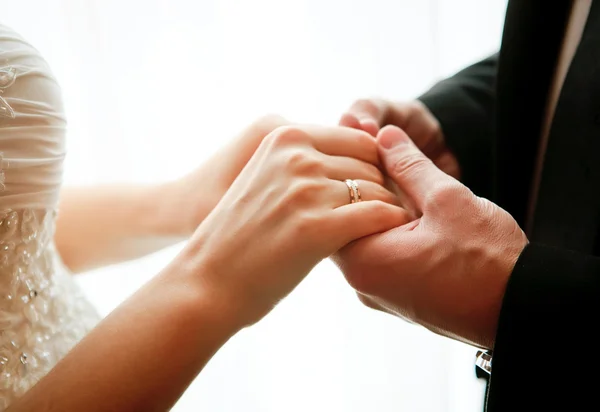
[
  {"left": 7, "top": 121, "right": 410, "bottom": 411},
  {"left": 56, "top": 101, "right": 450, "bottom": 274},
  {"left": 55, "top": 115, "right": 289, "bottom": 273},
  {"left": 336, "top": 99, "right": 529, "bottom": 349}
]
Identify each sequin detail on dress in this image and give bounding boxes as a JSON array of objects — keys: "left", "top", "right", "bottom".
[
  {"left": 0, "top": 209, "right": 100, "bottom": 410},
  {"left": 0, "top": 154, "right": 6, "bottom": 192},
  {"left": 0, "top": 67, "right": 16, "bottom": 119}
]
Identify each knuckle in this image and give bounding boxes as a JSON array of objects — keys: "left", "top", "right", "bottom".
[
  {"left": 288, "top": 179, "right": 323, "bottom": 204},
  {"left": 390, "top": 151, "right": 431, "bottom": 180},
  {"left": 251, "top": 114, "right": 289, "bottom": 134},
  {"left": 286, "top": 149, "right": 309, "bottom": 167},
  {"left": 293, "top": 211, "right": 323, "bottom": 239},
  {"left": 285, "top": 149, "right": 322, "bottom": 175},
  {"left": 268, "top": 125, "right": 308, "bottom": 147}
]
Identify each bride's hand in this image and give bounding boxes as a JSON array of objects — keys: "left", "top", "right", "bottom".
[
  {"left": 167, "top": 115, "right": 289, "bottom": 235},
  {"left": 177, "top": 124, "right": 413, "bottom": 328},
  {"left": 8, "top": 124, "right": 412, "bottom": 412}
]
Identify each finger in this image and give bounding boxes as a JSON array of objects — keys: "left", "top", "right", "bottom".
[
  {"left": 393, "top": 104, "right": 443, "bottom": 155},
  {"left": 340, "top": 114, "right": 379, "bottom": 138},
  {"left": 383, "top": 176, "right": 420, "bottom": 218},
  {"left": 321, "top": 154, "right": 384, "bottom": 185},
  {"left": 235, "top": 114, "right": 290, "bottom": 150},
  {"left": 304, "top": 126, "right": 379, "bottom": 165},
  {"left": 328, "top": 200, "right": 413, "bottom": 246},
  {"left": 376, "top": 125, "right": 450, "bottom": 211},
  {"left": 339, "top": 113, "right": 362, "bottom": 130},
  {"left": 329, "top": 179, "right": 403, "bottom": 209},
  {"left": 340, "top": 99, "right": 389, "bottom": 136},
  {"left": 358, "top": 118, "right": 380, "bottom": 137},
  {"left": 222, "top": 115, "right": 291, "bottom": 174},
  {"left": 433, "top": 150, "right": 461, "bottom": 180}
]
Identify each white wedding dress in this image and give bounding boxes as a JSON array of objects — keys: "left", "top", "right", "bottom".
[{"left": 0, "top": 24, "right": 100, "bottom": 410}]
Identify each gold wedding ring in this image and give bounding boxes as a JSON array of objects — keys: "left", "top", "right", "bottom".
[{"left": 344, "top": 179, "right": 362, "bottom": 204}]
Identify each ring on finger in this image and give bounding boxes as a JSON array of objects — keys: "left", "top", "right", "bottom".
[{"left": 344, "top": 179, "right": 362, "bottom": 204}]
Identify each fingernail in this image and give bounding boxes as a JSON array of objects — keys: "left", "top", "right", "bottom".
[{"left": 379, "top": 127, "right": 409, "bottom": 149}]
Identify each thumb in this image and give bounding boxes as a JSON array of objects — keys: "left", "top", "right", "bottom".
[{"left": 377, "top": 125, "right": 449, "bottom": 211}]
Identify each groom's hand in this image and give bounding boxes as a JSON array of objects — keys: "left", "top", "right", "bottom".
[
  {"left": 339, "top": 99, "right": 460, "bottom": 179},
  {"left": 332, "top": 126, "right": 528, "bottom": 349}
]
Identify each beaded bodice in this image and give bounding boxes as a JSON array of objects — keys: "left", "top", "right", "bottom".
[
  {"left": 0, "top": 24, "right": 100, "bottom": 409},
  {"left": 0, "top": 209, "right": 99, "bottom": 410}
]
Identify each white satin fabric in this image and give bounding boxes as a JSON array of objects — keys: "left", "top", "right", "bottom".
[
  {"left": 0, "top": 24, "right": 99, "bottom": 410},
  {"left": 0, "top": 24, "right": 66, "bottom": 210}
]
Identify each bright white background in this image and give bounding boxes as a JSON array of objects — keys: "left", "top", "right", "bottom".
[{"left": 2, "top": 1, "right": 507, "bottom": 411}]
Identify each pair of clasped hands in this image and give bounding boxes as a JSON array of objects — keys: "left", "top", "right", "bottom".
[{"left": 182, "top": 99, "right": 528, "bottom": 351}]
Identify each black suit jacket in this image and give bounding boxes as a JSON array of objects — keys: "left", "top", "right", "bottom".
[{"left": 418, "top": 1, "right": 600, "bottom": 411}]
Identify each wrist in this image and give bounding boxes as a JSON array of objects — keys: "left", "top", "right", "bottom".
[
  {"left": 159, "top": 250, "right": 247, "bottom": 340},
  {"left": 481, "top": 234, "right": 528, "bottom": 349},
  {"left": 167, "top": 238, "right": 255, "bottom": 333}
]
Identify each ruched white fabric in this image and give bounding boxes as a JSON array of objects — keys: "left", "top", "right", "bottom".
[{"left": 0, "top": 24, "right": 99, "bottom": 410}]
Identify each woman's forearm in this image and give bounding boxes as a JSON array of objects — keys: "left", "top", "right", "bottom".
[
  {"left": 55, "top": 184, "right": 212, "bottom": 273},
  {"left": 55, "top": 116, "right": 289, "bottom": 274},
  {"left": 7, "top": 256, "right": 239, "bottom": 412}
]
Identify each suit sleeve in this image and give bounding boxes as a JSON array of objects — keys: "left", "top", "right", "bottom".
[
  {"left": 486, "top": 243, "right": 600, "bottom": 411},
  {"left": 418, "top": 53, "right": 498, "bottom": 199}
]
